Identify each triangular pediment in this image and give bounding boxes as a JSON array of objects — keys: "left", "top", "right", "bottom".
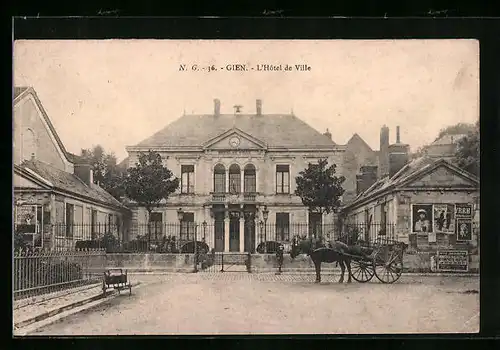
[
  {"left": 203, "top": 128, "right": 267, "bottom": 150},
  {"left": 14, "top": 170, "right": 52, "bottom": 190},
  {"left": 402, "top": 164, "right": 478, "bottom": 189}
]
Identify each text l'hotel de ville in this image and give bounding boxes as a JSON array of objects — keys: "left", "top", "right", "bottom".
[{"left": 179, "top": 63, "right": 312, "bottom": 72}]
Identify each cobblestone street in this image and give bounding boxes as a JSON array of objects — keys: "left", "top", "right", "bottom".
[{"left": 29, "top": 273, "right": 479, "bottom": 335}]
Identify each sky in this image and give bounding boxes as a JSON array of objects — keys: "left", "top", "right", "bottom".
[{"left": 13, "top": 40, "right": 479, "bottom": 162}]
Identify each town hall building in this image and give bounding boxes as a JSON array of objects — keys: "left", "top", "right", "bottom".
[{"left": 124, "top": 99, "right": 352, "bottom": 252}]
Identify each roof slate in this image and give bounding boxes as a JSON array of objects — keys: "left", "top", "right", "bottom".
[
  {"left": 348, "top": 156, "right": 438, "bottom": 205},
  {"left": 21, "top": 159, "right": 124, "bottom": 209},
  {"left": 133, "top": 114, "right": 336, "bottom": 149}
]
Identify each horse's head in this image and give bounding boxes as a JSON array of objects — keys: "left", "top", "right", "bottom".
[{"left": 290, "top": 236, "right": 313, "bottom": 259}]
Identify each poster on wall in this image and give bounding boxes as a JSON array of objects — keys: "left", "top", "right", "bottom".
[
  {"left": 455, "top": 203, "right": 473, "bottom": 220},
  {"left": 412, "top": 204, "right": 433, "bottom": 233},
  {"left": 433, "top": 204, "right": 455, "bottom": 234},
  {"left": 15, "top": 205, "right": 37, "bottom": 234},
  {"left": 456, "top": 220, "right": 472, "bottom": 242}
]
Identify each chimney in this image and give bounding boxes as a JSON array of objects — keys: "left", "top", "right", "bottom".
[
  {"left": 214, "top": 99, "right": 220, "bottom": 116},
  {"left": 378, "top": 125, "right": 390, "bottom": 178},
  {"left": 356, "top": 165, "right": 378, "bottom": 195},
  {"left": 323, "top": 128, "right": 332, "bottom": 140},
  {"left": 74, "top": 163, "right": 94, "bottom": 186},
  {"left": 256, "top": 99, "right": 262, "bottom": 115},
  {"left": 388, "top": 127, "right": 410, "bottom": 178}
]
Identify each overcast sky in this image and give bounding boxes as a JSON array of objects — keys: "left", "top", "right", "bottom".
[{"left": 14, "top": 40, "right": 479, "bottom": 161}]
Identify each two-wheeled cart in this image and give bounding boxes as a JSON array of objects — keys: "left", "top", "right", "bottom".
[{"left": 347, "top": 238, "right": 407, "bottom": 284}]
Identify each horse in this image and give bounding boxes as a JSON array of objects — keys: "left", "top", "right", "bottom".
[{"left": 290, "top": 236, "right": 353, "bottom": 283}]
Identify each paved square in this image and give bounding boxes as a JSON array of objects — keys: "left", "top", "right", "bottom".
[{"left": 29, "top": 273, "right": 479, "bottom": 335}]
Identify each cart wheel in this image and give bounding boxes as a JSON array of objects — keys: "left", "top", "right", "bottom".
[
  {"left": 373, "top": 251, "right": 403, "bottom": 284},
  {"left": 350, "top": 259, "right": 375, "bottom": 283}
]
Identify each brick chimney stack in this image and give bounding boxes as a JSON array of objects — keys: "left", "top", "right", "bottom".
[
  {"left": 388, "top": 126, "right": 410, "bottom": 178},
  {"left": 356, "top": 165, "right": 378, "bottom": 195},
  {"left": 214, "top": 98, "right": 221, "bottom": 116},
  {"left": 378, "top": 125, "right": 390, "bottom": 178},
  {"left": 256, "top": 99, "right": 262, "bottom": 115},
  {"left": 74, "top": 163, "right": 94, "bottom": 186}
]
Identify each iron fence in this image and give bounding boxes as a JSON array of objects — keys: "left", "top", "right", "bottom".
[
  {"left": 14, "top": 222, "right": 399, "bottom": 254},
  {"left": 122, "top": 222, "right": 343, "bottom": 253},
  {"left": 338, "top": 222, "right": 397, "bottom": 245},
  {"left": 13, "top": 248, "right": 106, "bottom": 300},
  {"left": 14, "top": 223, "right": 125, "bottom": 252}
]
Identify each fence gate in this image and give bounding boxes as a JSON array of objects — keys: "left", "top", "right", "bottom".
[{"left": 199, "top": 252, "right": 250, "bottom": 273}]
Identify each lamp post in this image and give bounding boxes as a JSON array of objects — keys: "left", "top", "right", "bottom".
[
  {"left": 259, "top": 220, "right": 264, "bottom": 252},
  {"left": 262, "top": 205, "right": 269, "bottom": 254},
  {"left": 177, "top": 208, "right": 183, "bottom": 249},
  {"left": 202, "top": 220, "right": 207, "bottom": 242}
]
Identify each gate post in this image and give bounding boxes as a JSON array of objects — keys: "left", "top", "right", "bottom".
[
  {"left": 193, "top": 224, "right": 198, "bottom": 273},
  {"left": 246, "top": 252, "right": 252, "bottom": 273},
  {"left": 220, "top": 252, "right": 224, "bottom": 272}
]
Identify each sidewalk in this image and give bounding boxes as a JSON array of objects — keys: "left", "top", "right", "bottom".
[{"left": 13, "top": 284, "right": 110, "bottom": 331}]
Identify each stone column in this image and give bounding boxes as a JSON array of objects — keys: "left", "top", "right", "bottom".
[
  {"left": 224, "top": 208, "right": 230, "bottom": 252},
  {"left": 225, "top": 170, "right": 229, "bottom": 193},
  {"left": 255, "top": 168, "right": 258, "bottom": 194},
  {"left": 240, "top": 171, "right": 244, "bottom": 194},
  {"left": 239, "top": 212, "right": 245, "bottom": 252}
]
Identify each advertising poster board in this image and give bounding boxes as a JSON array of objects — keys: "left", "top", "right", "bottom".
[
  {"left": 436, "top": 250, "right": 469, "bottom": 272},
  {"left": 455, "top": 203, "right": 473, "bottom": 220},
  {"left": 433, "top": 204, "right": 455, "bottom": 233},
  {"left": 456, "top": 220, "right": 473, "bottom": 242},
  {"left": 412, "top": 204, "right": 433, "bottom": 233}
]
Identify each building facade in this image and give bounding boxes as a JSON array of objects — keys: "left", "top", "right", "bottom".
[
  {"left": 13, "top": 87, "right": 130, "bottom": 250},
  {"left": 125, "top": 99, "right": 352, "bottom": 252},
  {"left": 342, "top": 154, "right": 480, "bottom": 254}
]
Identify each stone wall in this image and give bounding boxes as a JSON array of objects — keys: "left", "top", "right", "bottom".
[
  {"left": 105, "top": 253, "right": 195, "bottom": 272},
  {"left": 251, "top": 252, "right": 479, "bottom": 273},
  {"left": 102, "top": 251, "right": 479, "bottom": 274}
]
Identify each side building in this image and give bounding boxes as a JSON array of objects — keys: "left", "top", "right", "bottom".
[
  {"left": 341, "top": 129, "right": 480, "bottom": 271},
  {"left": 13, "top": 86, "right": 130, "bottom": 250},
  {"left": 124, "top": 99, "right": 347, "bottom": 253}
]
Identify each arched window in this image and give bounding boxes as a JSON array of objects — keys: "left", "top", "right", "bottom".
[
  {"left": 228, "top": 164, "right": 241, "bottom": 194},
  {"left": 213, "top": 164, "right": 226, "bottom": 193},
  {"left": 22, "top": 128, "right": 37, "bottom": 161},
  {"left": 244, "top": 164, "right": 256, "bottom": 193}
]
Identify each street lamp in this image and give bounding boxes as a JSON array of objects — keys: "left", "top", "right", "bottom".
[
  {"left": 202, "top": 220, "right": 207, "bottom": 241},
  {"left": 177, "top": 208, "right": 183, "bottom": 253},
  {"left": 262, "top": 206, "right": 269, "bottom": 254},
  {"left": 259, "top": 220, "right": 264, "bottom": 251}
]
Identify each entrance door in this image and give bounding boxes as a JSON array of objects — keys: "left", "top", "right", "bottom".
[
  {"left": 214, "top": 212, "right": 225, "bottom": 252},
  {"left": 244, "top": 215, "right": 256, "bottom": 253},
  {"left": 229, "top": 212, "right": 240, "bottom": 252}
]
